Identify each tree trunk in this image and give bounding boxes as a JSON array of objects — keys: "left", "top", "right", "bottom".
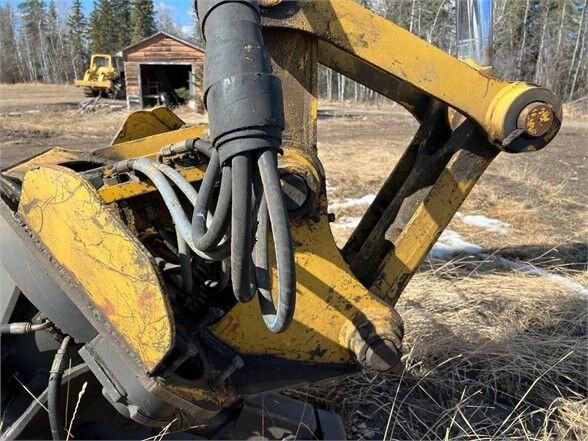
[
  {"left": 517, "top": 0, "right": 532, "bottom": 78},
  {"left": 567, "top": 0, "right": 587, "bottom": 99}
]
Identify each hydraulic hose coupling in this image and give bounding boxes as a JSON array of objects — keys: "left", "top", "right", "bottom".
[{"left": 196, "top": 0, "right": 296, "bottom": 333}]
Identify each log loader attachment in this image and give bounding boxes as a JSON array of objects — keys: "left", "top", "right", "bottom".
[{"left": 0, "top": 0, "right": 561, "bottom": 438}]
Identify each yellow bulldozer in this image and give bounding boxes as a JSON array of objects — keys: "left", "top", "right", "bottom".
[
  {"left": 0, "top": 0, "right": 562, "bottom": 439},
  {"left": 74, "top": 53, "right": 124, "bottom": 98}
]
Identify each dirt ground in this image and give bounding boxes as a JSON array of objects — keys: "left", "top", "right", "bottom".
[{"left": 1, "top": 84, "right": 586, "bottom": 439}]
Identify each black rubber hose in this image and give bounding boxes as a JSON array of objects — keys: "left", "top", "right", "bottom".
[
  {"left": 176, "top": 227, "right": 194, "bottom": 294},
  {"left": 48, "top": 335, "right": 72, "bottom": 440},
  {"left": 230, "top": 153, "right": 255, "bottom": 302},
  {"left": 191, "top": 150, "right": 232, "bottom": 251},
  {"left": 196, "top": 0, "right": 296, "bottom": 331},
  {"left": 156, "top": 160, "right": 230, "bottom": 260},
  {"left": 255, "top": 150, "right": 296, "bottom": 332},
  {"left": 123, "top": 159, "right": 229, "bottom": 261}
]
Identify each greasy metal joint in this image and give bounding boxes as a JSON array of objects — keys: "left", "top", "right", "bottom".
[
  {"left": 280, "top": 173, "right": 310, "bottom": 213},
  {"left": 113, "top": 159, "right": 134, "bottom": 173},
  {"left": 364, "top": 339, "right": 401, "bottom": 372},
  {"left": 486, "top": 83, "right": 562, "bottom": 153}
]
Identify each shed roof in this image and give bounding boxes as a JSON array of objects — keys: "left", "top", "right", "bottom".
[{"left": 119, "top": 31, "right": 206, "bottom": 56}]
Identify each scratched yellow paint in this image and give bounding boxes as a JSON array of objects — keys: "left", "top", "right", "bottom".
[
  {"left": 97, "top": 124, "right": 209, "bottom": 161},
  {"left": 110, "top": 106, "right": 186, "bottom": 145},
  {"left": 18, "top": 165, "right": 174, "bottom": 372},
  {"left": 211, "top": 203, "right": 400, "bottom": 364},
  {"left": 272, "top": 0, "right": 556, "bottom": 142},
  {"left": 371, "top": 149, "right": 494, "bottom": 304},
  {"left": 3, "top": 148, "right": 87, "bottom": 180}
]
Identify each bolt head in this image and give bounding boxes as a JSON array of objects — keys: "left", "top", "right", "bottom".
[
  {"left": 280, "top": 174, "right": 310, "bottom": 213},
  {"left": 364, "top": 339, "right": 401, "bottom": 372},
  {"left": 517, "top": 102, "right": 554, "bottom": 138}
]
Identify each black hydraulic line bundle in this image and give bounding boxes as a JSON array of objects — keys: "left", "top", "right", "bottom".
[
  {"left": 115, "top": 0, "right": 296, "bottom": 333},
  {"left": 195, "top": 0, "right": 295, "bottom": 333}
]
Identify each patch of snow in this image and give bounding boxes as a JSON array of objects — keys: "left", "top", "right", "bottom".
[
  {"left": 329, "top": 194, "right": 376, "bottom": 211},
  {"left": 326, "top": 179, "right": 336, "bottom": 193},
  {"left": 491, "top": 255, "right": 588, "bottom": 297},
  {"left": 332, "top": 217, "right": 362, "bottom": 229},
  {"left": 428, "top": 229, "right": 588, "bottom": 298},
  {"left": 455, "top": 212, "right": 512, "bottom": 234},
  {"left": 429, "top": 230, "right": 483, "bottom": 259}
]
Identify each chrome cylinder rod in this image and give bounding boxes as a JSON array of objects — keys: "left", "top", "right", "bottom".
[{"left": 456, "top": 0, "right": 494, "bottom": 66}]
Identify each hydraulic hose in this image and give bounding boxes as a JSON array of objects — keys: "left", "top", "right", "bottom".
[
  {"left": 196, "top": 0, "right": 296, "bottom": 332},
  {"left": 191, "top": 150, "right": 232, "bottom": 252},
  {"left": 48, "top": 335, "right": 72, "bottom": 440},
  {"left": 0, "top": 320, "right": 51, "bottom": 334},
  {"left": 176, "top": 226, "right": 194, "bottom": 294},
  {"left": 116, "top": 158, "right": 230, "bottom": 261},
  {"left": 113, "top": 0, "right": 297, "bottom": 332},
  {"left": 254, "top": 154, "right": 296, "bottom": 331}
]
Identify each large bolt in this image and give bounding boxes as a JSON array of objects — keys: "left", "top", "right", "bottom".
[
  {"left": 211, "top": 356, "right": 244, "bottom": 389},
  {"left": 280, "top": 173, "right": 310, "bottom": 213},
  {"left": 517, "top": 102, "right": 554, "bottom": 138},
  {"left": 364, "top": 338, "right": 401, "bottom": 372}
]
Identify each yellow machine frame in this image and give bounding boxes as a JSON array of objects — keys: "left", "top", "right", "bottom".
[{"left": 5, "top": 0, "right": 561, "bottom": 416}]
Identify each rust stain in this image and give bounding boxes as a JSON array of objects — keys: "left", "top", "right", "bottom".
[
  {"left": 139, "top": 290, "right": 155, "bottom": 307},
  {"left": 103, "top": 297, "right": 116, "bottom": 316}
]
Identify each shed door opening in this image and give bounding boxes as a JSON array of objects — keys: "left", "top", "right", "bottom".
[{"left": 140, "top": 64, "right": 192, "bottom": 107}]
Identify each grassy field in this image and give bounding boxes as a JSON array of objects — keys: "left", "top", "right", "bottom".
[{"left": 1, "top": 84, "right": 586, "bottom": 440}]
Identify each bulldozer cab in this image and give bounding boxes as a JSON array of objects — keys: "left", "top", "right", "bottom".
[{"left": 90, "top": 54, "right": 113, "bottom": 71}]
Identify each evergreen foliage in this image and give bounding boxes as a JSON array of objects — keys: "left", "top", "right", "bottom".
[
  {"left": 67, "top": 0, "right": 89, "bottom": 79},
  {"left": 131, "top": 0, "right": 156, "bottom": 43}
]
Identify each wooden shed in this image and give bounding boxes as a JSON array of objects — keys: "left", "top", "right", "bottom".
[{"left": 120, "top": 32, "right": 205, "bottom": 109}]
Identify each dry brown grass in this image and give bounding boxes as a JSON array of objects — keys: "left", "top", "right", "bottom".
[
  {"left": 289, "top": 266, "right": 587, "bottom": 440},
  {"left": 563, "top": 98, "right": 588, "bottom": 120}
]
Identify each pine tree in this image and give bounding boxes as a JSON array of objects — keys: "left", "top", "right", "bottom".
[
  {"left": 89, "top": 0, "right": 116, "bottom": 53},
  {"left": 18, "top": 0, "right": 49, "bottom": 81},
  {"left": 112, "top": 0, "right": 131, "bottom": 49},
  {"left": 46, "top": 0, "right": 61, "bottom": 82},
  {"left": 131, "top": 0, "right": 156, "bottom": 43},
  {"left": 0, "top": 3, "right": 21, "bottom": 83},
  {"left": 67, "top": 0, "right": 89, "bottom": 79}
]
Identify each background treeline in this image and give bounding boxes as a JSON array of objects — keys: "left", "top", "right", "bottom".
[
  {"left": 0, "top": 0, "right": 167, "bottom": 83},
  {"left": 0, "top": 0, "right": 586, "bottom": 102}
]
